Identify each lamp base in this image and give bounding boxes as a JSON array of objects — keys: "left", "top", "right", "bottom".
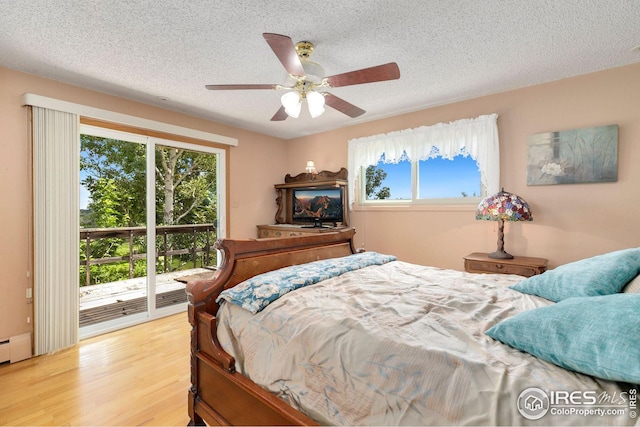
[{"left": 489, "top": 250, "right": 514, "bottom": 260}]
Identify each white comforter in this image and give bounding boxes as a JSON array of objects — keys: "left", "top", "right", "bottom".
[{"left": 216, "top": 261, "right": 636, "bottom": 426}]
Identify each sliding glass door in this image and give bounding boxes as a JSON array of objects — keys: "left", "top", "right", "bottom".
[
  {"left": 79, "top": 125, "right": 224, "bottom": 338},
  {"left": 153, "top": 142, "right": 220, "bottom": 311}
]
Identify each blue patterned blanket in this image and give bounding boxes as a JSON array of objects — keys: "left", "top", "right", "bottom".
[{"left": 216, "top": 252, "right": 397, "bottom": 313}]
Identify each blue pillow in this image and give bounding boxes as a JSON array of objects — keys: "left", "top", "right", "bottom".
[
  {"left": 510, "top": 248, "right": 640, "bottom": 302},
  {"left": 486, "top": 294, "right": 640, "bottom": 384}
]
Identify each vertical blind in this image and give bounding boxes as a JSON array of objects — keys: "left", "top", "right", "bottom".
[{"left": 32, "top": 106, "right": 79, "bottom": 355}]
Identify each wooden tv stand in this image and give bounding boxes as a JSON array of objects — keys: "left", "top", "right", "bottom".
[
  {"left": 273, "top": 167, "right": 349, "bottom": 226},
  {"left": 257, "top": 224, "right": 347, "bottom": 238}
]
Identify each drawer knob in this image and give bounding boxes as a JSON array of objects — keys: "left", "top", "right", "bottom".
[{"left": 496, "top": 264, "right": 504, "bottom": 269}]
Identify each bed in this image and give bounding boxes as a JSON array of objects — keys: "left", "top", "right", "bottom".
[{"left": 185, "top": 228, "right": 639, "bottom": 426}]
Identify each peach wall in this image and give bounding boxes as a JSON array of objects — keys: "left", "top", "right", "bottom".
[
  {"left": 2, "top": 62, "right": 639, "bottom": 345},
  {"left": 0, "top": 66, "right": 287, "bottom": 341},
  {"left": 286, "top": 63, "right": 640, "bottom": 270}
]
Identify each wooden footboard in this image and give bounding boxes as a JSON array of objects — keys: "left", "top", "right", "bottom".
[{"left": 186, "top": 228, "right": 356, "bottom": 426}]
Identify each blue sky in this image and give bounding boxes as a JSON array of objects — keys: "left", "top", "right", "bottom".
[
  {"left": 373, "top": 155, "right": 481, "bottom": 199},
  {"left": 80, "top": 169, "right": 90, "bottom": 209}
]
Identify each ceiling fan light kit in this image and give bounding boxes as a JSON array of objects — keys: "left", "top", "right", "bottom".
[
  {"left": 306, "top": 91, "right": 325, "bottom": 118},
  {"left": 280, "top": 89, "right": 325, "bottom": 119},
  {"left": 281, "top": 91, "right": 302, "bottom": 118},
  {"left": 206, "top": 33, "right": 400, "bottom": 122}
]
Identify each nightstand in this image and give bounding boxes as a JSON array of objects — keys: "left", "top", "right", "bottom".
[{"left": 463, "top": 252, "right": 548, "bottom": 277}]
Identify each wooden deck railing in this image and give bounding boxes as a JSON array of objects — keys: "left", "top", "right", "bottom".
[{"left": 80, "top": 223, "right": 216, "bottom": 287}]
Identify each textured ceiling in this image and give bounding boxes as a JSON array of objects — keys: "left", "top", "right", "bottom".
[{"left": 1, "top": 1, "right": 639, "bottom": 140}]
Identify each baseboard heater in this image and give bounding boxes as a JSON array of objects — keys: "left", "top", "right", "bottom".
[{"left": 0, "top": 333, "right": 32, "bottom": 363}]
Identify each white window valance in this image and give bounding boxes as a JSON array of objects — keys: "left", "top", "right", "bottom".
[{"left": 347, "top": 113, "right": 500, "bottom": 208}]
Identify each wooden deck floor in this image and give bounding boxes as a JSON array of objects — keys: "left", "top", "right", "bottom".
[
  {"left": 0, "top": 313, "right": 191, "bottom": 426},
  {"left": 79, "top": 268, "right": 216, "bottom": 327}
]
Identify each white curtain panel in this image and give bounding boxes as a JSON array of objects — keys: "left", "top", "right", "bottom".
[
  {"left": 32, "top": 106, "right": 80, "bottom": 355},
  {"left": 347, "top": 113, "right": 500, "bottom": 208}
]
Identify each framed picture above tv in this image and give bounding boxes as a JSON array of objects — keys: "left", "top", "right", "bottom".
[{"left": 292, "top": 187, "right": 344, "bottom": 227}]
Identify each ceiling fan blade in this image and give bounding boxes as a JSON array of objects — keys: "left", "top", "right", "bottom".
[
  {"left": 271, "top": 105, "right": 288, "bottom": 121},
  {"left": 205, "top": 84, "right": 279, "bottom": 90},
  {"left": 324, "top": 93, "right": 366, "bottom": 118},
  {"left": 263, "top": 33, "right": 305, "bottom": 77},
  {"left": 326, "top": 62, "right": 400, "bottom": 88}
]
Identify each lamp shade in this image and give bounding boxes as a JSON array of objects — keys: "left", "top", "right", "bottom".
[
  {"left": 281, "top": 91, "right": 301, "bottom": 118},
  {"left": 476, "top": 190, "right": 532, "bottom": 222},
  {"left": 476, "top": 189, "right": 532, "bottom": 259},
  {"left": 305, "top": 160, "right": 317, "bottom": 174},
  {"left": 306, "top": 91, "right": 325, "bottom": 118}
]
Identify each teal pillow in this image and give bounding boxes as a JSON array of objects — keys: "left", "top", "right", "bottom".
[
  {"left": 486, "top": 294, "right": 640, "bottom": 384},
  {"left": 510, "top": 248, "right": 640, "bottom": 302}
]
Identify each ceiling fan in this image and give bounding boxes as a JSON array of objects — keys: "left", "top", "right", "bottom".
[{"left": 205, "top": 33, "right": 400, "bottom": 121}]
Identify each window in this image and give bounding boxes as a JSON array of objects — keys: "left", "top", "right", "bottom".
[
  {"left": 348, "top": 114, "right": 500, "bottom": 207},
  {"left": 79, "top": 123, "right": 226, "bottom": 338},
  {"left": 364, "top": 150, "right": 482, "bottom": 203},
  {"left": 419, "top": 153, "right": 481, "bottom": 199}
]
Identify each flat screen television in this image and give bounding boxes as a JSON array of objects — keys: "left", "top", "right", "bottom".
[{"left": 291, "top": 187, "right": 344, "bottom": 227}]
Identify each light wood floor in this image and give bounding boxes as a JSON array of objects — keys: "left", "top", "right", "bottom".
[{"left": 0, "top": 313, "right": 191, "bottom": 426}]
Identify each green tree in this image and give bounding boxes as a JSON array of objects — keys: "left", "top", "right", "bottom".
[
  {"left": 155, "top": 146, "right": 217, "bottom": 226},
  {"left": 154, "top": 146, "right": 218, "bottom": 270},
  {"left": 86, "top": 178, "right": 132, "bottom": 228},
  {"left": 81, "top": 136, "right": 147, "bottom": 227},
  {"left": 80, "top": 135, "right": 218, "bottom": 284},
  {"left": 80, "top": 136, "right": 217, "bottom": 228},
  {"left": 365, "top": 165, "right": 391, "bottom": 199}
]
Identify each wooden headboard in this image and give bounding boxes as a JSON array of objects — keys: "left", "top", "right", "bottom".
[{"left": 186, "top": 227, "right": 356, "bottom": 315}]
